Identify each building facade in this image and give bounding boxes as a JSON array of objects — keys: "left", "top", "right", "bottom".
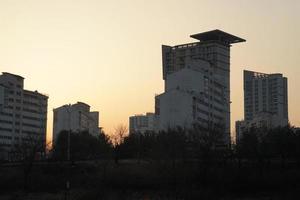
[
  {"left": 236, "top": 70, "right": 288, "bottom": 142},
  {"left": 129, "top": 112, "right": 155, "bottom": 134},
  {"left": 0, "top": 72, "right": 48, "bottom": 160},
  {"left": 155, "top": 30, "right": 245, "bottom": 143},
  {"left": 53, "top": 102, "right": 100, "bottom": 144}
]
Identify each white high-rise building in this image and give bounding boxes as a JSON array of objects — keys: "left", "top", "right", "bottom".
[
  {"left": 155, "top": 30, "right": 245, "bottom": 143},
  {"left": 236, "top": 70, "right": 288, "bottom": 142},
  {"left": 52, "top": 102, "right": 100, "bottom": 144},
  {"left": 129, "top": 112, "right": 155, "bottom": 134},
  {"left": 0, "top": 72, "right": 48, "bottom": 159}
]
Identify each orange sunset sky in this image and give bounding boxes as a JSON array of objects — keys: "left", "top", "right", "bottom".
[{"left": 0, "top": 0, "right": 299, "bottom": 143}]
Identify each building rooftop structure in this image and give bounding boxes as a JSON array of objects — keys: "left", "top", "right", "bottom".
[
  {"left": 1, "top": 72, "right": 24, "bottom": 80},
  {"left": 190, "top": 29, "right": 246, "bottom": 44}
]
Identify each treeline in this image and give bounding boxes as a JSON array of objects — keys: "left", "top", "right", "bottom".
[
  {"left": 51, "top": 126, "right": 227, "bottom": 163},
  {"left": 51, "top": 125, "right": 300, "bottom": 166},
  {"left": 48, "top": 125, "right": 300, "bottom": 197},
  {"left": 236, "top": 126, "right": 300, "bottom": 167},
  {"left": 2, "top": 125, "right": 300, "bottom": 197},
  {"left": 118, "top": 125, "right": 300, "bottom": 167},
  {"left": 51, "top": 130, "right": 112, "bottom": 161}
]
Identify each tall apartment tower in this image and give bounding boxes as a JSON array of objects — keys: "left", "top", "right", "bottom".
[
  {"left": 53, "top": 102, "right": 100, "bottom": 144},
  {"left": 244, "top": 70, "right": 288, "bottom": 124},
  {"left": 236, "top": 70, "right": 288, "bottom": 142},
  {"left": 0, "top": 72, "right": 48, "bottom": 159},
  {"left": 155, "top": 30, "right": 245, "bottom": 139}
]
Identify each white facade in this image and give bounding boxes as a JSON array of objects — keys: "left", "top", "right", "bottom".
[
  {"left": 0, "top": 72, "right": 48, "bottom": 159},
  {"left": 236, "top": 70, "right": 288, "bottom": 142},
  {"left": 53, "top": 102, "right": 100, "bottom": 143},
  {"left": 156, "top": 68, "right": 211, "bottom": 130},
  {"left": 155, "top": 30, "right": 245, "bottom": 141},
  {"left": 129, "top": 112, "right": 155, "bottom": 134}
]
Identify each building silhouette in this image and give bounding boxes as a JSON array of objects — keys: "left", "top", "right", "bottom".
[
  {"left": 155, "top": 30, "right": 245, "bottom": 143},
  {"left": 52, "top": 102, "right": 100, "bottom": 144},
  {"left": 236, "top": 70, "right": 288, "bottom": 142},
  {"left": 129, "top": 112, "right": 155, "bottom": 134},
  {"left": 0, "top": 72, "right": 48, "bottom": 160}
]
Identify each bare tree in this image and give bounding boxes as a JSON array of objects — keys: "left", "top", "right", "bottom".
[
  {"left": 111, "top": 124, "right": 128, "bottom": 146},
  {"left": 111, "top": 124, "right": 128, "bottom": 164},
  {"left": 10, "top": 134, "right": 48, "bottom": 191}
]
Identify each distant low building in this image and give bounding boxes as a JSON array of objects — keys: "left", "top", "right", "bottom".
[
  {"left": 0, "top": 72, "right": 48, "bottom": 160},
  {"left": 53, "top": 102, "right": 100, "bottom": 144},
  {"left": 129, "top": 112, "right": 155, "bottom": 134},
  {"left": 236, "top": 70, "right": 288, "bottom": 143},
  {"left": 236, "top": 112, "right": 284, "bottom": 142}
]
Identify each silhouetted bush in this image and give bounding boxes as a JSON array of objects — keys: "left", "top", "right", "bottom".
[{"left": 52, "top": 130, "right": 113, "bottom": 161}]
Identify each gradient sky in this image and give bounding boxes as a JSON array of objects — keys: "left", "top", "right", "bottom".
[{"left": 1, "top": 0, "right": 299, "bottom": 142}]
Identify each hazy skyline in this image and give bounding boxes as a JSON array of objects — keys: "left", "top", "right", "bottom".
[{"left": 1, "top": 0, "right": 299, "bottom": 142}]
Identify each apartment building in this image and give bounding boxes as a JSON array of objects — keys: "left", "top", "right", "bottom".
[
  {"left": 52, "top": 102, "right": 100, "bottom": 144},
  {"left": 155, "top": 30, "right": 245, "bottom": 144},
  {"left": 0, "top": 72, "right": 48, "bottom": 159},
  {"left": 236, "top": 70, "right": 288, "bottom": 142}
]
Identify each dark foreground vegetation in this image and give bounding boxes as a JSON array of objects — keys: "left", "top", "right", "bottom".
[{"left": 1, "top": 125, "right": 300, "bottom": 199}]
